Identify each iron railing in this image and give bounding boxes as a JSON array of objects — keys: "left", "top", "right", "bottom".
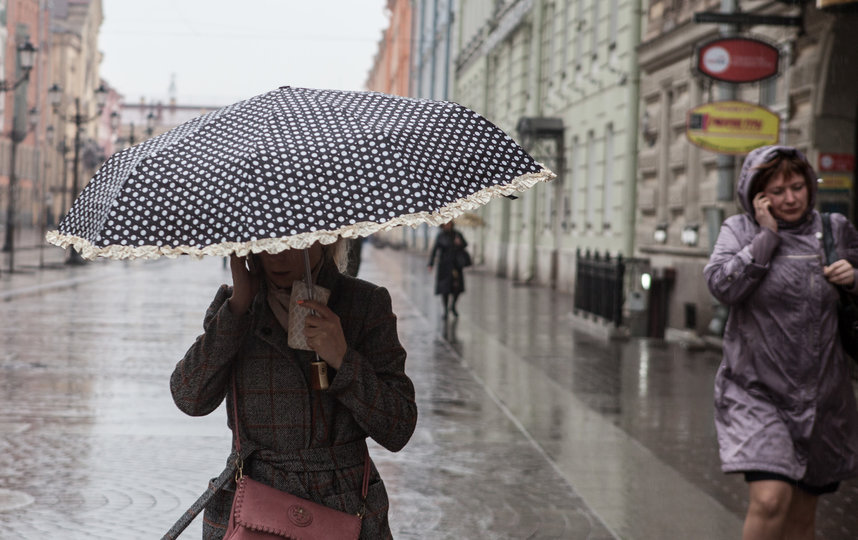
[{"left": 574, "top": 249, "right": 625, "bottom": 327}]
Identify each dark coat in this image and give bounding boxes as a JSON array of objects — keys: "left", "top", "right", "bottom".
[
  {"left": 171, "top": 261, "right": 418, "bottom": 539},
  {"left": 704, "top": 145, "right": 858, "bottom": 486},
  {"left": 428, "top": 229, "right": 467, "bottom": 295}
]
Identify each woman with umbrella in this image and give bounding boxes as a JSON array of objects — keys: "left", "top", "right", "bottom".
[
  {"left": 428, "top": 221, "right": 469, "bottom": 318},
  {"left": 45, "top": 85, "right": 554, "bottom": 538},
  {"left": 171, "top": 239, "right": 418, "bottom": 539}
]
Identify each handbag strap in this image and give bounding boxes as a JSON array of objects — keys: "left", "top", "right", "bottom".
[
  {"left": 822, "top": 212, "right": 838, "bottom": 266},
  {"left": 821, "top": 213, "right": 852, "bottom": 306}
]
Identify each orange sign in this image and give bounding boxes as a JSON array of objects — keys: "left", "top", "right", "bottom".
[{"left": 686, "top": 101, "right": 780, "bottom": 155}]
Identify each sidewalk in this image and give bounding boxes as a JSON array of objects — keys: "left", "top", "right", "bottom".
[{"left": 0, "top": 239, "right": 855, "bottom": 539}]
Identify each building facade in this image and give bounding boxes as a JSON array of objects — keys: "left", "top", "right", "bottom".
[
  {"left": 366, "top": 0, "right": 413, "bottom": 96},
  {"left": 0, "top": 0, "right": 50, "bottom": 243},
  {"left": 412, "top": 0, "right": 457, "bottom": 100},
  {"left": 638, "top": 0, "right": 858, "bottom": 338},
  {"left": 453, "top": 0, "right": 643, "bottom": 291},
  {"left": 46, "top": 0, "right": 104, "bottom": 222}
]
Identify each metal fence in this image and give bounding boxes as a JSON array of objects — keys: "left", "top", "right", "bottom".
[{"left": 574, "top": 249, "right": 625, "bottom": 327}]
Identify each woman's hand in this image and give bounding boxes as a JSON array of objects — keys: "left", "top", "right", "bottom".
[
  {"left": 824, "top": 259, "right": 855, "bottom": 288},
  {"left": 753, "top": 192, "right": 777, "bottom": 232},
  {"left": 298, "top": 299, "right": 347, "bottom": 369},
  {"left": 228, "top": 255, "right": 258, "bottom": 315}
]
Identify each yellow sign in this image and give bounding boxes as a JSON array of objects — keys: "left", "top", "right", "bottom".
[
  {"left": 686, "top": 101, "right": 780, "bottom": 155},
  {"left": 819, "top": 174, "right": 853, "bottom": 191}
]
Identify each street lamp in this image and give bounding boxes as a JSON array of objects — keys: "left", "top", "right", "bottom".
[
  {"left": 146, "top": 111, "right": 156, "bottom": 137},
  {"left": 0, "top": 40, "right": 36, "bottom": 92},
  {"left": 48, "top": 82, "right": 108, "bottom": 264},
  {"left": 111, "top": 111, "right": 138, "bottom": 148},
  {"left": 1, "top": 39, "right": 38, "bottom": 274}
]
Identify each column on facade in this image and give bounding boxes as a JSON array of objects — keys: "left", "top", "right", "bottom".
[{"left": 656, "top": 79, "right": 672, "bottom": 228}]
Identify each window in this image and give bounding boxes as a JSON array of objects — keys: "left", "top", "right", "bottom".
[
  {"left": 603, "top": 124, "right": 615, "bottom": 228},
  {"left": 591, "top": 0, "right": 600, "bottom": 61},
  {"left": 609, "top": 0, "right": 619, "bottom": 48},
  {"left": 586, "top": 131, "right": 596, "bottom": 228},
  {"left": 575, "top": 0, "right": 585, "bottom": 68},
  {"left": 570, "top": 137, "right": 579, "bottom": 228},
  {"left": 562, "top": 0, "right": 571, "bottom": 72}
]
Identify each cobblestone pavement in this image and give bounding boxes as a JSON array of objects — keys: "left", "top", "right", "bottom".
[{"left": 1, "top": 234, "right": 856, "bottom": 539}]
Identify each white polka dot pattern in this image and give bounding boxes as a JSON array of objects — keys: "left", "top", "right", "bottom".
[{"left": 48, "top": 86, "right": 553, "bottom": 259}]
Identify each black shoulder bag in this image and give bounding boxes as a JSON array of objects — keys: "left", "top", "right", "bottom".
[{"left": 821, "top": 212, "right": 858, "bottom": 365}]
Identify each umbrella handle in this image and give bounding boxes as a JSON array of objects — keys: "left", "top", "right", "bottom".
[
  {"left": 303, "top": 249, "right": 329, "bottom": 390},
  {"left": 303, "top": 250, "right": 315, "bottom": 302}
]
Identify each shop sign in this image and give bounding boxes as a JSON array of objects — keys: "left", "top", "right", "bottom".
[
  {"left": 686, "top": 101, "right": 780, "bottom": 155},
  {"left": 818, "top": 153, "right": 855, "bottom": 172},
  {"left": 695, "top": 37, "right": 780, "bottom": 83},
  {"left": 819, "top": 174, "right": 852, "bottom": 192}
]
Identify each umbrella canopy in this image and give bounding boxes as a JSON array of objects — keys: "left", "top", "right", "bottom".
[{"left": 47, "top": 86, "right": 554, "bottom": 260}]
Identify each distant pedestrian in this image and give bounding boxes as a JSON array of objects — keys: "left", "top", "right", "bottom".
[
  {"left": 704, "top": 145, "right": 858, "bottom": 540},
  {"left": 171, "top": 239, "right": 418, "bottom": 539},
  {"left": 427, "top": 221, "right": 468, "bottom": 318}
]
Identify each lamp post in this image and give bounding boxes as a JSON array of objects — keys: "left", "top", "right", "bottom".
[
  {"left": 1, "top": 39, "right": 38, "bottom": 274},
  {"left": 146, "top": 111, "right": 156, "bottom": 137},
  {"left": 48, "top": 82, "right": 108, "bottom": 264},
  {"left": 111, "top": 111, "right": 138, "bottom": 148}
]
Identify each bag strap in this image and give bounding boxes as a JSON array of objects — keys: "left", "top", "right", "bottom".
[
  {"left": 820, "top": 213, "right": 854, "bottom": 309},
  {"left": 822, "top": 212, "right": 839, "bottom": 266},
  {"left": 160, "top": 378, "right": 249, "bottom": 540}
]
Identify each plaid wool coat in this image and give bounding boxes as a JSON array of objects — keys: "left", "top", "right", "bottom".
[{"left": 171, "top": 261, "right": 418, "bottom": 539}]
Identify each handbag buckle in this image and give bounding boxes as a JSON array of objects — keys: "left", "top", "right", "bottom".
[{"left": 234, "top": 456, "right": 244, "bottom": 482}]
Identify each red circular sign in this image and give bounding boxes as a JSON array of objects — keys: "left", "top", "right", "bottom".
[{"left": 696, "top": 37, "right": 779, "bottom": 83}]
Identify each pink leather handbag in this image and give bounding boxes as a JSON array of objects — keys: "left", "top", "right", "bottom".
[{"left": 223, "top": 377, "right": 370, "bottom": 540}]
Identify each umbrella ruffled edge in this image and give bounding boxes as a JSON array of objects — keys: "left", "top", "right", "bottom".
[{"left": 45, "top": 167, "right": 556, "bottom": 261}]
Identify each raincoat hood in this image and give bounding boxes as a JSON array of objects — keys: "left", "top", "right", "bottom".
[{"left": 737, "top": 145, "right": 818, "bottom": 226}]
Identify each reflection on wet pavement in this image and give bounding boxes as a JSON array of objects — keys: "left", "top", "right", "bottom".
[{"left": 377, "top": 245, "right": 858, "bottom": 540}]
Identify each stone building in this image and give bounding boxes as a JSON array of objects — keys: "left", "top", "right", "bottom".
[
  {"left": 46, "top": 0, "right": 104, "bottom": 222},
  {"left": 637, "top": 0, "right": 858, "bottom": 339},
  {"left": 453, "top": 0, "right": 643, "bottom": 291},
  {"left": 0, "top": 0, "right": 49, "bottom": 242},
  {"left": 366, "top": 0, "right": 413, "bottom": 96}
]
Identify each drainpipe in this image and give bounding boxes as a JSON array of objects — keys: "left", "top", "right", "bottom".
[
  {"left": 708, "top": 0, "right": 739, "bottom": 337},
  {"left": 624, "top": 0, "right": 644, "bottom": 257},
  {"left": 444, "top": 0, "right": 453, "bottom": 100},
  {"left": 428, "top": 0, "right": 438, "bottom": 99},
  {"left": 525, "top": 0, "right": 544, "bottom": 282},
  {"left": 715, "top": 0, "right": 738, "bottom": 202},
  {"left": 779, "top": 41, "right": 792, "bottom": 144}
]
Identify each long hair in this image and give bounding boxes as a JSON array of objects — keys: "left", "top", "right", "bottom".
[{"left": 323, "top": 237, "right": 350, "bottom": 273}]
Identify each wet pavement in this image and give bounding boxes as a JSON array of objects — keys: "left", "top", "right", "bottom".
[{"left": 1, "top": 233, "right": 857, "bottom": 539}]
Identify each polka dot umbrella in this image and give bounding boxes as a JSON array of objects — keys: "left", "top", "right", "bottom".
[{"left": 46, "top": 86, "right": 554, "bottom": 260}]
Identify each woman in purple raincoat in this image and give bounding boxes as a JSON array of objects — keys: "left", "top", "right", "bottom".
[{"left": 705, "top": 145, "right": 858, "bottom": 539}]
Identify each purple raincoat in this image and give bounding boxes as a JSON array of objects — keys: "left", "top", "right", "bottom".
[{"left": 704, "top": 145, "right": 858, "bottom": 486}]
